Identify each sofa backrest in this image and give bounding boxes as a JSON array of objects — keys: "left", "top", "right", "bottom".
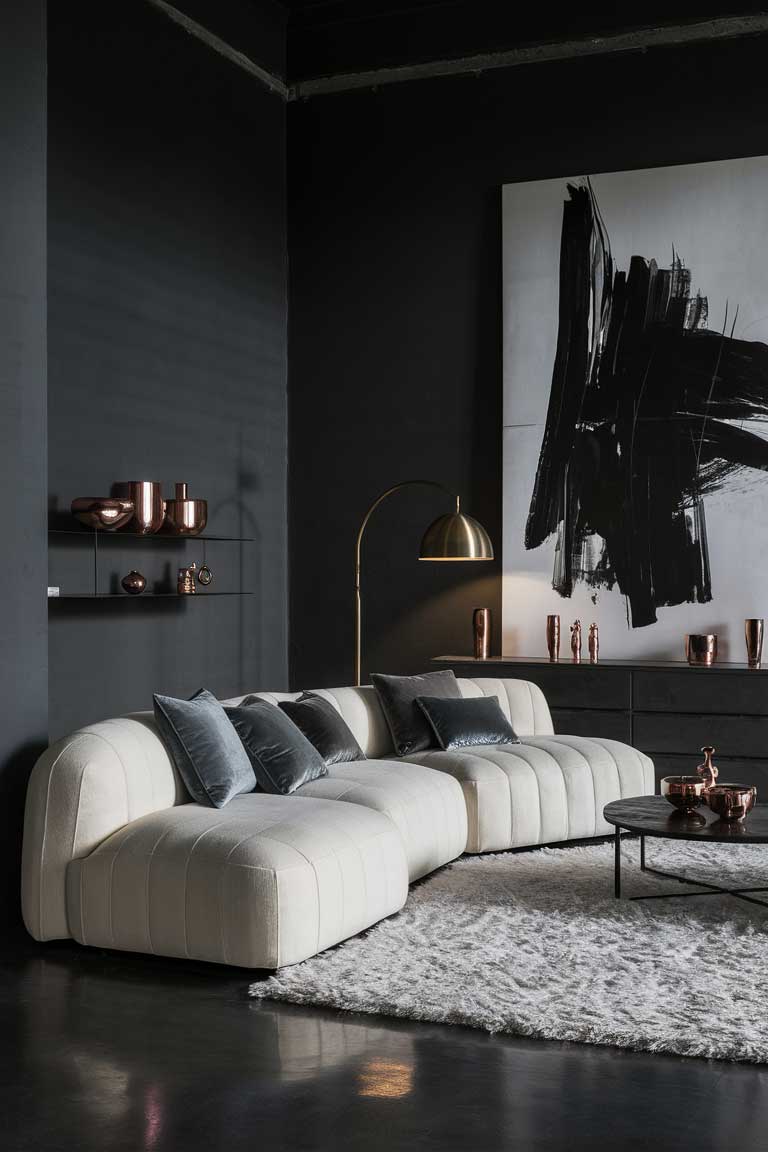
[{"left": 22, "top": 677, "right": 551, "bottom": 941}]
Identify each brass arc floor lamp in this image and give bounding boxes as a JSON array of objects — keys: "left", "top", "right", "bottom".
[{"left": 354, "top": 480, "right": 494, "bottom": 686}]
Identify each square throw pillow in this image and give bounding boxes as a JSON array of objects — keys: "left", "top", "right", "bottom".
[
  {"left": 278, "top": 692, "right": 364, "bottom": 765},
  {"left": 416, "top": 695, "right": 520, "bottom": 751},
  {"left": 371, "top": 670, "right": 461, "bottom": 756},
  {"left": 153, "top": 688, "right": 256, "bottom": 808},
  {"left": 225, "top": 696, "right": 328, "bottom": 794}
]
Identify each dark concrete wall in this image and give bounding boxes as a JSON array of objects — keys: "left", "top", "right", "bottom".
[
  {"left": 47, "top": 1, "right": 289, "bottom": 736},
  {"left": 0, "top": 0, "right": 48, "bottom": 919},
  {"left": 287, "top": 32, "right": 768, "bottom": 688}
]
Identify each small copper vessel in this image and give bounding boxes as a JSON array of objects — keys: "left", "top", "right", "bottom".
[
  {"left": 660, "top": 776, "right": 709, "bottom": 814},
  {"left": 178, "top": 563, "right": 197, "bottom": 595},
  {"left": 113, "top": 481, "right": 165, "bottom": 535},
  {"left": 473, "top": 608, "right": 490, "bottom": 660},
  {"left": 686, "top": 633, "right": 717, "bottom": 667},
  {"left": 570, "top": 619, "right": 582, "bottom": 664},
  {"left": 121, "top": 570, "right": 146, "bottom": 595},
  {"left": 546, "top": 614, "right": 560, "bottom": 662},
  {"left": 163, "top": 482, "right": 208, "bottom": 536},
  {"left": 707, "top": 783, "right": 757, "bottom": 822},
  {"left": 745, "top": 618, "right": 764, "bottom": 668},
  {"left": 71, "top": 497, "right": 134, "bottom": 531},
  {"left": 696, "top": 745, "right": 719, "bottom": 790},
  {"left": 588, "top": 622, "right": 599, "bottom": 664}
]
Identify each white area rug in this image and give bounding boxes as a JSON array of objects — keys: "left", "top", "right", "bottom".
[{"left": 250, "top": 839, "right": 768, "bottom": 1062}]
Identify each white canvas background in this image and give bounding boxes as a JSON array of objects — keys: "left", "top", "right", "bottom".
[{"left": 502, "top": 156, "right": 768, "bottom": 661}]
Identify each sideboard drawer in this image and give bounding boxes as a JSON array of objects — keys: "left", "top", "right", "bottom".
[
  {"left": 634, "top": 669, "right": 768, "bottom": 716},
  {"left": 634, "top": 712, "right": 768, "bottom": 759},
  {"left": 500, "top": 665, "right": 631, "bottom": 711},
  {"left": 550, "top": 708, "right": 631, "bottom": 742}
]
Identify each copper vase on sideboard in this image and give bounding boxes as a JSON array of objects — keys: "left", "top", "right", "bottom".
[
  {"left": 546, "top": 614, "right": 560, "bottom": 662},
  {"left": 745, "top": 619, "right": 764, "bottom": 668},
  {"left": 473, "top": 608, "right": 490, "bottom": 660}
]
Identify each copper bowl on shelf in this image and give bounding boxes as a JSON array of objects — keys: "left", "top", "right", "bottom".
[
  {"left": 162, "top": 483, "right": 207, "bottom": 536},
  {"left": 706, "top": 783, "right": 757, "bottom": 823},
  {"left": 660, "top": 775, "right": 709, "bottom": 814},
  {"left": 71, "top": 497, "right": 134, "bottom": 531}
]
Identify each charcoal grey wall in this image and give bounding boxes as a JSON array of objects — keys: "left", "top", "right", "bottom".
[
  {"left": 287, "top": 33, "right": 768, "bottom": 688},
  {"left": 48, "top": 1, "right": 288, "bottom": 737},
  {"left": 0, "top": 0, "right": 47, "bottom": 919}
]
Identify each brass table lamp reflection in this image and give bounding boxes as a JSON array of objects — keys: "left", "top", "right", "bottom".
[{"left": 354, "top": 480, "right": 494, "bottom": 686}]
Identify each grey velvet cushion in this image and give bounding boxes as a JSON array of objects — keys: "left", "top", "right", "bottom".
[
  {"left": 371, "top": 670, "right": 461, "bottom": 755},
  {"left": 278, "top": 692, "right": 364, "bottom": 765},
  {"left": 417, "top": 695, "right": 520, "bottom": 751},
  {"left": 225, "top": 696, "right": 328, "bottom": 794},
  {"left": 153, "top": 688, "right": 256, "bottom": 808}
]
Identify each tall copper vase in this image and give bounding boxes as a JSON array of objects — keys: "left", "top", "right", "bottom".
[
  {"left": 745, "top": 619, "right": 764, "bottom": 668},
  {"left": 112, "top": 481, "right": 165, "bottom": 534},
  {"left": 473, "top": 608, "right": 490, "bottom": 660},
  {"left": 546, "top": 614, "right": 560, "bottom": 662}
]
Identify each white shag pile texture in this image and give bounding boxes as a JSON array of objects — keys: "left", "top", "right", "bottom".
[{"left": 249, "top": 839, "right": 768, "bottom": 1063}]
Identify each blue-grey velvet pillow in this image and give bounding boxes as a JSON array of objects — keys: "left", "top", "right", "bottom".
[
  {"left": 153, "top": 689, "right": 256, "bottom": 808},
  {"left": 416, "top": 695, "right": 520, "bottom": 751},
  {"left": 225, "top": 696, "right": 328, "bottom": 794},
  {"left": 371, "top": 670, "right": 461, "bottom": 755},
  {"left": 278, "top": 693, "right": 364, "bottom": 765}
]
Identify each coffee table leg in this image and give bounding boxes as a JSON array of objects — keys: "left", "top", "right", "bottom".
[
  {"left": 614, "top": 825, "right": 622, "bottom": 898},
  {"left": 640, "top": 834, "right": 646, "bottom": 871}
]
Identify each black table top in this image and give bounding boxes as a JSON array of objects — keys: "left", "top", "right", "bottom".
[{"left": 604, "top": 796, "right": 768, "bottom": 842}]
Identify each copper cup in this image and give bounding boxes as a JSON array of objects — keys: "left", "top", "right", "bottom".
[
  {"left": 660, "top": 775, "right": 709, "bottom": 814},
  {"left": 707, "top": 783, "right": 757, "bottom": 822},
  {"left": 163, "top": 483, "right": 208, "bottom": 536},
  {"left": 473, "top": 608, "right": 490, "bottom": 660},
  {"left": 112, "top": 481, "right": 165, "bottom": 534},
  {"left": 685, "top": 633, "right": 717, "bottom": 667},
  {"left": 746, "top": 619, "right": 764, "bottom": 668}
]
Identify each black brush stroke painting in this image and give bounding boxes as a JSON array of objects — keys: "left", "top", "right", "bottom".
[{"left": 525, "top": 178, "right": 768, "bottom": 628}]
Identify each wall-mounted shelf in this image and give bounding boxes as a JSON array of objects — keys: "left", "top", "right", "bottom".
[
  {"left": 49, "top": 592, "right": 253, "bottom": 600},
  {"left": 49, "top": 529, "right": 254, "bottom": 542}
]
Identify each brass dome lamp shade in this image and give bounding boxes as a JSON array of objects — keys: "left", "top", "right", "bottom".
[{"left": 354, "top": 480, "right": 494, "bottom": 686}]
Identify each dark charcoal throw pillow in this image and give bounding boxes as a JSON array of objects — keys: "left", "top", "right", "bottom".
[
  {"left": 278, "top": 692, "right": 364, "bottom": 766},
  {"left": 225, "top": 696, "right": 328, "bottom": 794},
  {"left": 416, "top": 695, "right": 520, "bottom": 751},
  {"left": 153, "top": 688, "right": 256, "bottom": 808},
  {"left": 371, "top": 670, "right": 461, "bottom": 756}
]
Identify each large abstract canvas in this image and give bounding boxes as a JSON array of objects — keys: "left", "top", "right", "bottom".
[{"left": 503, "top": 156, "right": 768, "bottom": 660}]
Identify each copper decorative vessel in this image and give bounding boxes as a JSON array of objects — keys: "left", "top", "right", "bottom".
[
  {"left": 745, "top": 618, "right": 764, "bottom": 668},
  {"left": 685, "top": 633, "right": 717, "bottom": 667},
  {"left": 163, "top": 483, "right": 208, "bottom": 536},
  {"left": 112, "top": 482, "right": 165, "bottom": 534},
  {"left": 696, "top": 745, "right": 719, "bottom": 790},
  {"left": 588, "top": 622, "right": 599, "bottom": 664},
  {"left": 71, "top": 497, "right": 134, "bottom": 531},
  {"left": 660, "top": 776, "right": 709, "bottom": 814},
  {"left": 473, "top": 608, "right": 490, "bottom": 660},
  {"left": 121, "top": 570, "right": 147, "bottom": 595},
  {"left": 570, "top": 619, "right": 582, "bottom": 664},
  {"left": 707, "top": 784, "right": 757, "bottom": 823},
  {"left": 546, "top": 614, "right": 560, "bottom": 662}
]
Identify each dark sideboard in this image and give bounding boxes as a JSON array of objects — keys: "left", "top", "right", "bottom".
[{"left": 433, "top": 656, "right": 768, "bottom": 792}]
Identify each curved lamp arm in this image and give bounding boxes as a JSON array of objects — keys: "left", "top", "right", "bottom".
[{"left": 354, "top": 480, "right": 457, "bottom": 687}]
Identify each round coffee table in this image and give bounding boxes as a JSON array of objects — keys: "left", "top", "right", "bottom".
[{"left": 603, "top": 796, "right": 768, "bottom": 907}]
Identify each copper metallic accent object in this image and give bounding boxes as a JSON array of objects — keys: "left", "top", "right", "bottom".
[
  {"left": 177, "top": 563, "right": 197, "bottom": 595},
  {"left": 197, "top": 564, "right": 213, "bottom": 587},
  {"left": 121, "top": 570, "right": 146, "bottom": 595},
  {"left": 112, "top": 481, "right": 165, "bottom": 535},
  {"left": 71, "top": 497, "right": 134, "bottom": 531},
  {"left": 745, "top": 618, "right": 764, "bottom": 668},
  {"left": 473, "top": 608, "right": 490, "bottom": 660},
  {"left": 685, "top": 633, "right": 717, "bottom": 666},
  {"left": 570, "top": 619, "right": 582, "bottom": 664},
  {"left": 546, "top": 614, "right": 560, "bottom": 662},
  {"left": 707, "top": 783, "right": 757, "bottom": 822},
  {"left": 660, "top": 775, "right": 709, "bottom": 814},
  {"left": 163, "top": 482, "right": 208, "bottom": 536},
  {"left": 696, "top": 745, "right": 719, "bottom": 790},
  {"left": 588, "top": 622, "right": 599, "bottom": 664}
]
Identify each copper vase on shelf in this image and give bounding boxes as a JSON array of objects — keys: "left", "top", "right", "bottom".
[
  {"left": 685, "top": 633, "right": 717, "bottom": 667},
  {"left": 121, "top": 570, "right": 147, "bottom": 595},
  {"left": 163, "top": 482, "right": 208, "bottom": 536},
  {"left": 546, "top": 615, "right": 560, "bottom": 662},
  {"left": 745, "top": 619, "right": 764, "bottom": 668},
  {"left": 473, "top": 608, "right": 490, "bottom": 660},
  {"left": 112, "top": 481, "right": 165, "bottom": 535}
]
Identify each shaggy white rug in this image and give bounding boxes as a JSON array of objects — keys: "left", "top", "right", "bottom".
[{"left": 249, "top": 839, "right": 768, "bottom": 1063}]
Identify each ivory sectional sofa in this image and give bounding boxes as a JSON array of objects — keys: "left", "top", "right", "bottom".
[{"left": 22, "top": 677, "right": 654, "bottom": 968}]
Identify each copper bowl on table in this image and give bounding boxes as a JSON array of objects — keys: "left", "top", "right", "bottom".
[
  {"left": 707, "top": 783, "right": 757, "bottom": 823},
  {"left": 71, "top": 497, "right": 134, "bottom": 531},
  {"left": 660, "top": 775, "right": 709, "bottom": 814}
]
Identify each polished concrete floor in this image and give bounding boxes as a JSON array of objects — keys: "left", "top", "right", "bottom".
[{"left": 3, "top": 939, "right": 768, "bottom": 1152}]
